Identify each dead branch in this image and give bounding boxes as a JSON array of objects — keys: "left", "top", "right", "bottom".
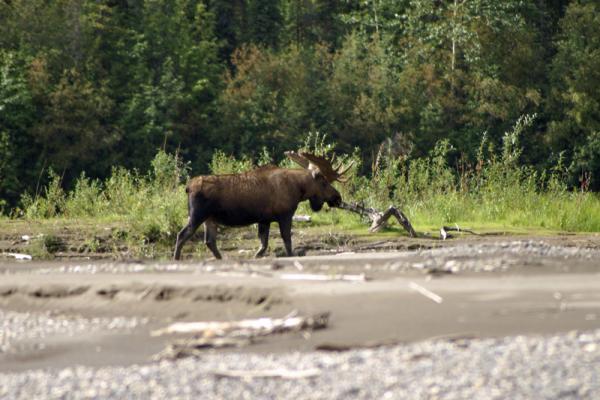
[
  {"left": 315, "top": 338, "right": 406, "bottom": 352},
  {"left": 440, "top": 225, "right": 480, "bottom": 240},
  {"left": 152, "top": 311, "right": 329, "bottom": 337},
  {"left": 337, "top": 202, "right": 417, "bottom": 237},
  {"left": 153, "top": 311, "right": 330, "bottom": 360}
]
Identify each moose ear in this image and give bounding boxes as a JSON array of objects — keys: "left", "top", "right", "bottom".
[{"left": 311, "top": 168, "right": 322, "bottom": 179}]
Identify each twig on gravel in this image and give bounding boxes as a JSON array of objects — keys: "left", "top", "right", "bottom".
[
  {"left": 316, "top": 338, "right": 404, "bottom": 352},
  {"left": 2, "top": 253, "right": 32, "bottom": 261},
  {"left": 212, "top": 368, "right": 321, "bottom": 380},
  {"left": 440, "top": 224, "right": 480, "bottom": 240},
  {"left": 409, "top": 282, "right": 443, "bottom": 304},
  {"left": 278, "top": 273, "right": 368, "bottom": 282},
  {"left": 152, "top": 337, "right": 254, "bottom": 360},
  {"left": 423, "top": 332, "right": 478, "bottom": 343}
]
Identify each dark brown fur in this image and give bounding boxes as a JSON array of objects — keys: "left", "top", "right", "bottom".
[{"left": 173, "top": 165, "right": 341, "bottom": 260}]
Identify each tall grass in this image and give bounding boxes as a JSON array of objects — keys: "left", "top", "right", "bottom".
[
  {"left": 355, "top": 115, "right": 600, "bottom": 232},
  {"left": 20, "top": 150, "right": 190, "bottom": 246},
  {"left": 16, "top": 117, "right": 600, "bottom": 243}
]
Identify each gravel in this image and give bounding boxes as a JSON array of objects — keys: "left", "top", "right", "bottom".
[
  {"left": 7, "top": 241, "right": 592, "bottom": 276},
  {"left": 0, "top": 310, "right": 147, "bottom": 354},
  {"left": 1, "top": 241, "right": 599, "bottom": 398},
  {"left": 1, "top": 329, "right": 599, "bottom": 399},
  {"left": 382, "top": 240, "right": 600, "bottom": 274}
]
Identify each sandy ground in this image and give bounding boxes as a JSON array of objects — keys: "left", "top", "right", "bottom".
[{"left": 1, "top": 234, "right": 599, "bottom": 375}]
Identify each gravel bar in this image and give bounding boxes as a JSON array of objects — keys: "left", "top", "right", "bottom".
[
  {"left": 1, "top": 329, "right": 599, "bottom": 399},
  {"left": 3, "top": 240, "right": 599, "bottom": 276}
]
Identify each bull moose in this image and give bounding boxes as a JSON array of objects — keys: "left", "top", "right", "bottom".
[{"left": 173, "top": 152, "right": 353, "bottom": 260}]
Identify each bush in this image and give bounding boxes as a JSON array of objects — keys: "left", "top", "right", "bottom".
[{"left": 21, "top": 169, "right": 66, "bottom": 219}]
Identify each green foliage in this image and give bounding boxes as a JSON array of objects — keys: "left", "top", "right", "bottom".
[
  {"left": 218, "top": 44, "right": 333, "bottom": 157},
  {"left": 64, "top": 173, "right": 106, "bottom": 218},
  {"left": 329, "top": 32, "right": 403, "bottom": 154},
  {"left": 300, "top": 131, "right": 336, "bottom": 156},
  {"left": 21, "top": 151, "right": 188, "bottom": 250},
  {"left": 1, "top": 0, "right": 600, "bottom": 214},
  {"left": 548, "top": 0, "right": 600, "bottom": 189},
  {"left": 151, "top": 149, "right": 191, "bottom": 190},
  {"left": 43, "top": 234, "right": 66, "bottom": 254},
  {"left": 340, "top": 116, "right": 600, "bottom": 232},
  {"left": 15, "top": 124, "right": 600, "bottom": 262},
  {"left": 21, "top": 169, "right": 66, "bottom": 219},
  {"left": 571, "top": 132, "right": 600, "bottom": 191},
  {"left": 0, "top": 50, "right": 35, "bottom": 209},
  {"left": 0, "top": 131, "right": 15, "bottom": 211},
  {"left": 209, "top": 150, "right": 254, "bottom": 174},
  {"left": 34, "top": 69, "right": 116, "bottom": 179}
]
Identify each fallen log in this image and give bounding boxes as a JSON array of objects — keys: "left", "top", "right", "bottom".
[{"left": 337, "top": 202, "right": 417, "bottom": 237}]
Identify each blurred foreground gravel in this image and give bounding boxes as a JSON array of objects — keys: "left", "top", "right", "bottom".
[
  {"left": 1, "top": 328, "right": 599, "bottom": 399},
  {"left": 0, "top": 310, "right": 147, "bottom": 355}
]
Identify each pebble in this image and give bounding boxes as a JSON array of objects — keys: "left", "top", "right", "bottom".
[{"left": 0, "top": 329, "right": 599, "bottom": 399}]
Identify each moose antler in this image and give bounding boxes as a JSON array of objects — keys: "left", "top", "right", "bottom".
[
  {"left": 299, "top": 152, "right": 355, "bottom": 183},
  {"left": 285, "top": 151, "right": 355, "bottom": 183},
  {"left": 284, "top": 151, "right": 310, "bottom": 169}
]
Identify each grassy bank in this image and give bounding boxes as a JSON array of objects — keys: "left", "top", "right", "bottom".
[{"left": 2, "top": 117, "right": 600, "bottom": 259}]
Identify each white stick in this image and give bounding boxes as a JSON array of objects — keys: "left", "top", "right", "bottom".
[
  {"left": 293, "top": 260, "right": 304, "bottom": 271},
  {"left": 212, "top": 368, "right": 321, "bottom": 380},
  {"left": 279, "top": 273, "right": 367, "bottom": 282},
  {"left": 409, "top": 281, "right": 443, "bottom": 304},
  {"left": 4, "top": 253, "right": 32, "bottom": 260},
  {"left": 151, "top": 311, "right": 325, "bottom": 337}
]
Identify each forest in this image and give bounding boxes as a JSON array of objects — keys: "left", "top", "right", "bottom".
[{"left": 1, "top": 0, "right": 599, "bottom": 215}]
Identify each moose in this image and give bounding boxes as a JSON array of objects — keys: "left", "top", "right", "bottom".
[{"left": 173, "top": 151, "right": 353, "bottom": 260}]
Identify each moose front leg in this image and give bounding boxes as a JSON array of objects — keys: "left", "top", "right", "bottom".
[
  {"left": 255, "top": 222, "right": 270, "bottom": 258},
  {"left": 278, "top": 216, "right": 294, "bottom": 257}
]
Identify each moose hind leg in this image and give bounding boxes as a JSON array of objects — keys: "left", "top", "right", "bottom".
[
  {"left": 204, "top": 220, "right": 222, "bottom": 259},
  {"left": 255, "top": 222, "right": 270, "bottom": 258},
  {"left": 278, "top": 216, "right": 294, "bottom": 257},
  {"left": 174, "top": 210, "right": 207, "bottom": 260}
]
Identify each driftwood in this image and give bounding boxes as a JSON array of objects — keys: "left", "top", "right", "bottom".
[
  {"left": 337, "top": 202, "right": 417, "bottom": 237},
  {"left": 440, "top": 225, "right": 480, "bottom": 240},
  {"left": 153, "top": 311, "right": 330, "bottom": 359},
  {"left": 152, "top": 311, "right": 329, "bottom": 337},
  {"left": 336, "top": 202, "right": 483, "bottom": 241}
]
